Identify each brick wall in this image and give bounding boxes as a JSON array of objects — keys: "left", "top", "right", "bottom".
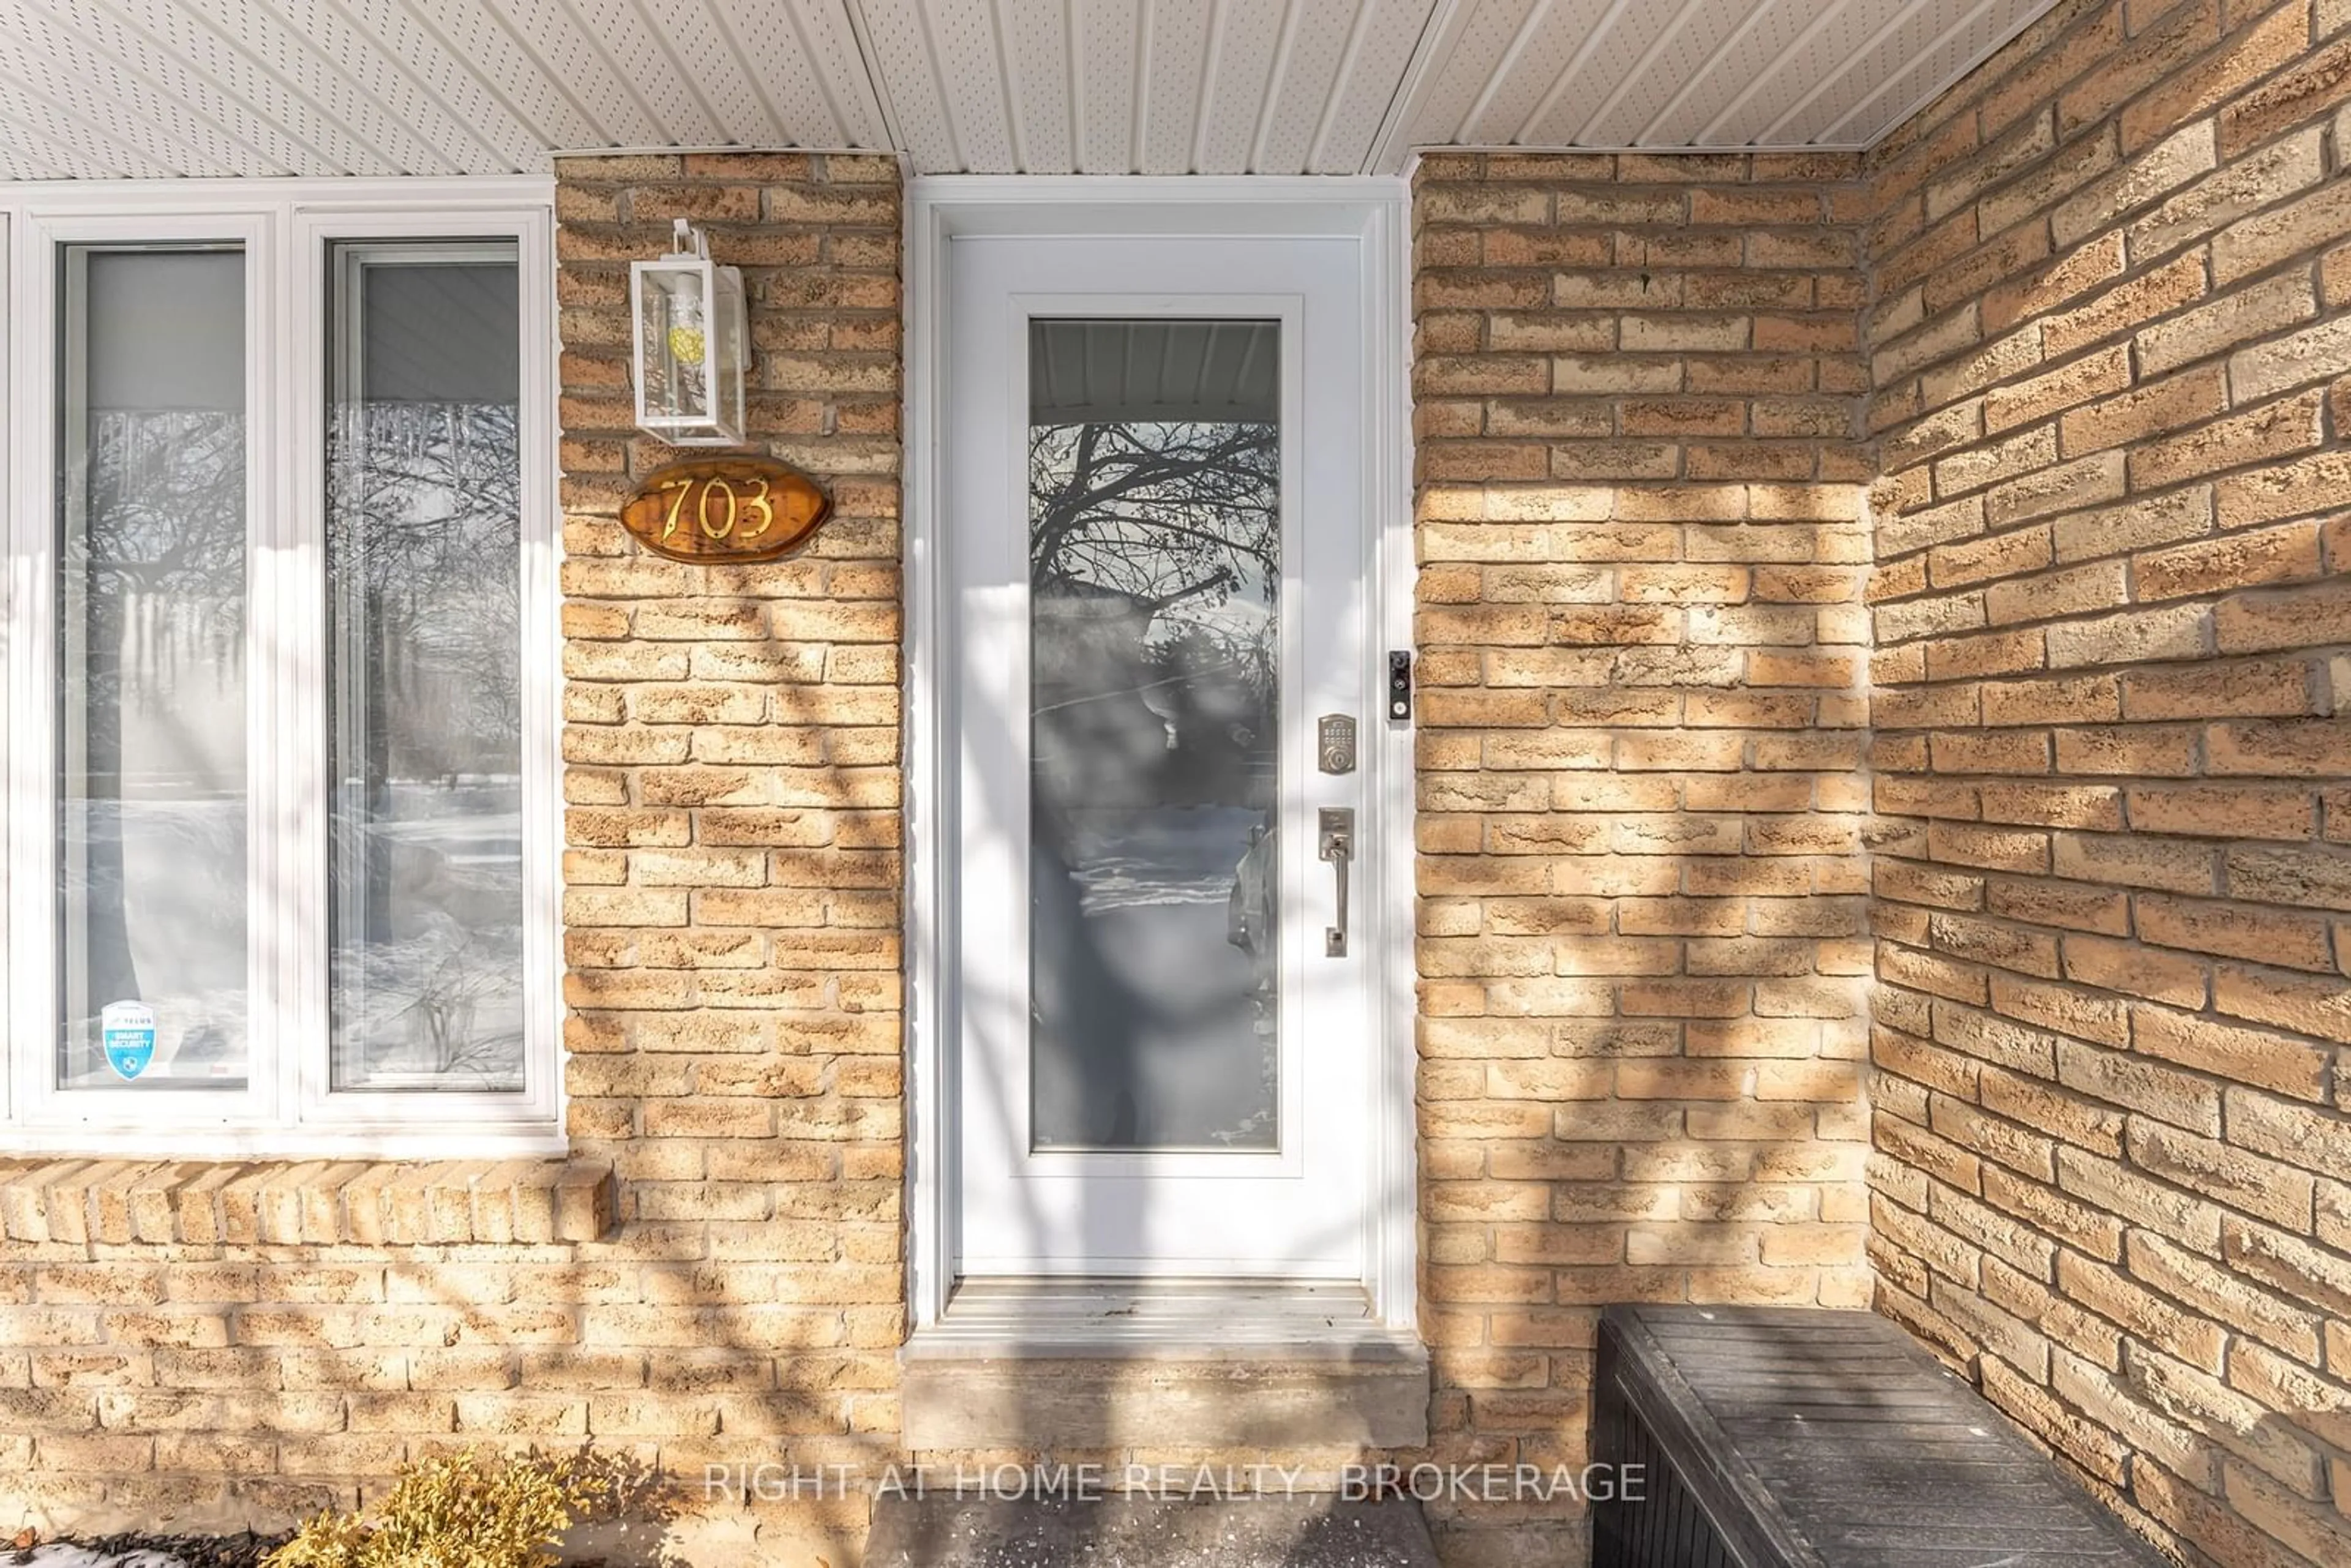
[
  {"left": 553, "top": 151, "right": 907, "bottom": 1559},
  {"left": 0, "top": 1161, "right": 640, "bottom": 1520},
  {"left": 1410, "top": 152, "right": 1878, "bottom": 1563},
  {"left": 1863, "top": 0, "right": 2351, "bottom": 1562}
]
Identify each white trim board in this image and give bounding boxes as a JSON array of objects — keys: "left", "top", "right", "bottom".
[
  {"left": 901, "top": 175, "right": 1417, "bottom": 1338},
  {"left": 0, "top": 176, "right": 555, "bottom": 208},
  {"left": 912, "top": 1278, "right": 1426, "bottom": 1360}
]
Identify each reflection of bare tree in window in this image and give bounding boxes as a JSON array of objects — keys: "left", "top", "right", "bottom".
[
  {"left": 69, "top": 409, "right": 249, "bottom": 1023},
  {"left": 1030, "top": 421, "right": 1278, "bottom": 609},
  {"left": 329, "top": 403, "right": 520, "bottom": 756},
  {"left": 328, "top": 402, "right": 523, "bottom": 1087},
  {"left": 1029, "top": 421, "right": 1279, "bottom": 803}
]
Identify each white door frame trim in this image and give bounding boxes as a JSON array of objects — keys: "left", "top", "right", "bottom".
[{"left": 903, "top": 175, "right": 1415, "bottom": 1334}]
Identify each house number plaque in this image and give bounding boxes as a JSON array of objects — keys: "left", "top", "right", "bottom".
[{"left": 618, "top": 455, "right": 830, "bottom": 563}]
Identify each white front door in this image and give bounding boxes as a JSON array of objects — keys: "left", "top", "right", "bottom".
[{"left": 946, "top": 228, "right": 1375, "bottom": 1279}]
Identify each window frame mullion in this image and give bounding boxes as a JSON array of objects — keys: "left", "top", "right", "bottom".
[
  {"left": 246, "top": 202, "right": 294, "bottom": 1127},
  {"left": 271, "top": 200, "right": 324, "bottom": 1129}
]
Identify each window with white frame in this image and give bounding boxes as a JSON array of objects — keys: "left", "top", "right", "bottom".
[{"left": 2, "top": 186, "right": 560, "bottom": 1155}]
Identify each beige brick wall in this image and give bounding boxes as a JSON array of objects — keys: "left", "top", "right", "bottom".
[
  {"left": 0, "top": 1161, "right": 621, "bottom": 1537},
  {"left": 1864, "top": 0, "right": 2351, "bottom": 1562},
  {"left": 554, "top": 150, "right": 907, "bottom": 1559},
  {"left": 1410, "top": 151, "right": 1878, "bottom": 1564}
]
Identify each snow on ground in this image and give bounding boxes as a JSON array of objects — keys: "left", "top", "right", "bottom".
[{"left": 11, "top": 1535, "right": 283, "bottom": 1568}]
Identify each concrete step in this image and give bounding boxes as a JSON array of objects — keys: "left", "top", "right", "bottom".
[
  {"left": 865, "top": 1496, "right": 1441, "bottom": 1568},
  {"left": 900, "top": 1353, "right": 1429, "bottom": 1452}
]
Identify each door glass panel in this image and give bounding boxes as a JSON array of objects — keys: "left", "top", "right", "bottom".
[
  {"left": 57, "top": 246, "right": 249, "bottom": 1090},
  {"left": 1027, "top": 318, "right": 1281, "bottom": 1151},
  {"left": 326, "top": 243, "right": 525, "bottom": 1092}
]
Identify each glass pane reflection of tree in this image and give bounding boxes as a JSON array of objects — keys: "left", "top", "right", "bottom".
[
  {"left": 328, "top": 251, "right": 525, "bottom": 1092},
  {"left": 1029, "top": 322, "right": 1281, "bottom": 1151}
]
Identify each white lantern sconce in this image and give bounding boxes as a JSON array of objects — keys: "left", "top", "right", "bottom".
[{"left": 631, "top": 219, "right": 748, "bottom": 447}]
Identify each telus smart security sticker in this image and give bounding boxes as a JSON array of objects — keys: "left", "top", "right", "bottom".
[{"left": 100, "top": 1001, "right": 157, "bottom": 1081}]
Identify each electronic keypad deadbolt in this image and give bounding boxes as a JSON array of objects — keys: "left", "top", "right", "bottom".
[{"left": 1318, "top": 714, "right": 1357, "bottom": 774}]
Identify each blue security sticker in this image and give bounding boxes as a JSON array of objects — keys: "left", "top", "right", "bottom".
[{"left": 100, "top": 1000, "right": 157, "bottom": 1081}]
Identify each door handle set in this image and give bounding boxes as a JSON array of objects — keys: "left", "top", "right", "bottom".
[
  {"left": 1315, "top": 711, "right": 1358, "bottom": 958},
  {"left": 1318, "top": 806, "right": 1353, "bottom": 958}
]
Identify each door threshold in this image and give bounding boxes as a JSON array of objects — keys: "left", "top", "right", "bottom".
[{"left": 906, "top": 1276, "right": 1423, "bottom": 1362}]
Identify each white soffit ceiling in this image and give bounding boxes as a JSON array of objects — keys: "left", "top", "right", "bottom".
[
  {"left": 0, "top": 0, "right": 2061, "bottom": 182},
  {"left": 1401, "top": 0, "right": 2059, "bottom": 152}
]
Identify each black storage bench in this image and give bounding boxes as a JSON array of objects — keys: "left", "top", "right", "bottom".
[{"left": 1591, "top": 1304, "right": 2169, "bottom": 1568}]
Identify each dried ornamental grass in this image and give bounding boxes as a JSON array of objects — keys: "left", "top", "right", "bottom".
[{"left": 265, "top": 1448, "right": 616, "bottom": 1568}]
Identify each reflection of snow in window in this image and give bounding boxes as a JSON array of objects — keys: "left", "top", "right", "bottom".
[{"left": 328, "top": 397, "right": 525, "bottom": 1092}]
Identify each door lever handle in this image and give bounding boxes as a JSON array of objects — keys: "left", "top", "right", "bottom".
[{"left": 1318, "top": 807, "right": 1354, "bottom": 958}]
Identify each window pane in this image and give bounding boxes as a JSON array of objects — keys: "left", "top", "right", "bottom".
[
  {"left": 1027, "top": 319, "right": 1281, "bottom": 1150},
  {"left": 58, "top": 246, "right": 250, "bottom": 1090},
  {"left": 327, "top": 244, "right": 524, "bottom": 1092}
]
